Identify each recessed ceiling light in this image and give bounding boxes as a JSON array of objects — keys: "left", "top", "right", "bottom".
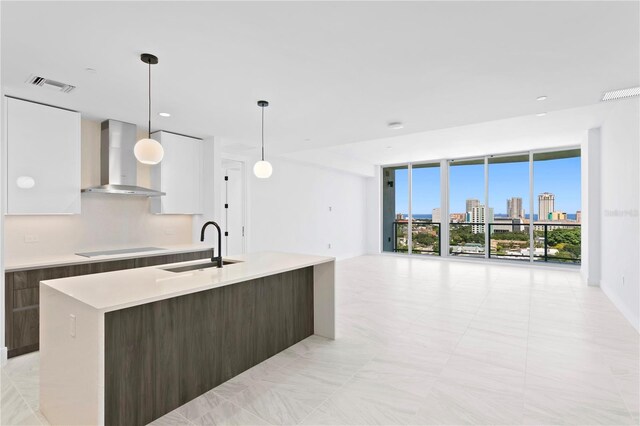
[
  {"left": 536, "top": 112, "right": 547, "bottom": 117},
  {"left": 601, "top": 86, "right": 640, "bottom": 101},
  {"left": 158, "top": 112, "right": 171, "bottom": 117},
  {"left": 536, "top": 95, "right": 547, "bottom": 101},
  {"left": 385, "top": 146, "right": 393, "bottom": 149},
  {"left": 85, "top": 68, "right": 97, "bottom": 74},
  {"left": 388, "top": 122, "right": 404, "bottom": 130}
]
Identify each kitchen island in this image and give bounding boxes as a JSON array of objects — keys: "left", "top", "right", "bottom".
[{"left": 39, "top": 251, "right": 335, "bottom": 426}]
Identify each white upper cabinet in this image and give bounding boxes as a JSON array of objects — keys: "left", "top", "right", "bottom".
[
  {"left": 6, "top": 97, "right": 81, "bottom": 215},
  {"left": 150, "top": 131, "right": 204, "bottom": 214}
]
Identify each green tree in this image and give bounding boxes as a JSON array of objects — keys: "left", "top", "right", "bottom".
[
  {"left": 414, "top": 232, "right": 436, "bottom": 246},
  {"left": 450, "top": 225, "right": 484, "bottom": 245},
  {"left": 491, "top": 231, "right": 529, "bottom": 241},
  {"left": 547, "top": 228, "right": 581, "bottom": 246}
]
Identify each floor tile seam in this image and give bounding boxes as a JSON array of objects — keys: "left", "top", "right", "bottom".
[
  {"left": 227, "top": 398, "right": 279, "bottom": 426},
  {"left": 433, "top": 290, "right": 490, "bottom": 382},
  {"left": 1, "top": 378, "right": 39, "bottom": 425},
  {"left": 293, "top": 345, "right": 388, "bottom": 425},
  {"left": 568, "top": 283, "right": 637, "bottom": 420},
  {"left": 15, "top": 385, "right": 40, "bottom": 414},
  {"left": 209, "top": 389, "right": 277, "bottom": 426},
  {"left": 591, "top": 348, "right": 638, "bottom": 421},
  {"left": 211, "top": 338, "right": 366, "bottom": 426},
  {"left": 206, "top": 351, "right": 303, "bottom": 426},
  {"left": 175, "top": 410, "right": 196, "bottom": 426}
]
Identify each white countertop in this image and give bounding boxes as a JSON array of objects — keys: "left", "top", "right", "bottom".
[
  {"left": 5, "top": 244, "right": 215, "bottom": 272},
  {"left": 41, "top": 251, "right": 334, "bottom": 312}
]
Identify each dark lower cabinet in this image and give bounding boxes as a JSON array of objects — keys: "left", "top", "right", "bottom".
[
  {"left": 104, "top": 267, "right": 314, "bottom": 426},
  {"left": 5, "top": 249, "right": 213, "bottom": 358}
]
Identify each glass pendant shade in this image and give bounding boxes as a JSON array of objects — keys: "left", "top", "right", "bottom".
[
  {"left": 137, "top": 53, "right": 163, "bottom": 165},
  {"left": 16, "top": 176, "right": 36, "bottom": 189},
  {"left": 253, "top": 160, "right": 273, "bottom": 179},
  {"left": 254, "top": 100, "right": 272, "bottom": 178},
  {"left": 134, "top": 138, "right": 164, "bottom": 165}
]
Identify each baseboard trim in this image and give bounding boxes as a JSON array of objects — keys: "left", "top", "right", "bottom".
[{"left": 601, "top": 283, "right": 640, "bottom": 333}]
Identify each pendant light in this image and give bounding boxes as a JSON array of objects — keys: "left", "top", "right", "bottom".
[
  {"left": 253, "top": 100, "right": 273, "bottom": 178},
  {"left": 134, "top": 53, "right": 164, "bottom": 165}
]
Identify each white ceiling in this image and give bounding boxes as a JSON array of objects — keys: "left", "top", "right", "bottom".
[
  {"left": 284, "top": 102, "right": 618, "bottom": 176},
  {"left": 2, "top": 1, "right": 638, "bottom": 163}
]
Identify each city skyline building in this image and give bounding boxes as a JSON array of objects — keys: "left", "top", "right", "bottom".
[
  {"left": 466, "top": 198, "right": 480, "bottom": 214},
  {"left": 432, "top": 208, "right": 441, "bottom": 224},
  {"left": 507, "top": 197, "right": 523, "bottom": 219},
  {"left": 450, "top": 213, "right": 466, "bottom": 223},
  {"left": 470, "top": 204, "right": 494, "bottom": 234},
  {"left": 538, "top": 192, "right": 555, "bottom": 221}
]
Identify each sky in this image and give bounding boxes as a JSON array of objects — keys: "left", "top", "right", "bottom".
[{"left": 394, "top": 156, "right": 581, "bottom": 215}]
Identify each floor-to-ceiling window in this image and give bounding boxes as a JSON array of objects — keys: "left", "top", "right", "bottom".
[
  {"left": 533, "top": 149, "right": 582, "bottom": 263},
  {"left": 448, "top": 158, "right": 486, "bottom": 258},
  {"left": 381, "top": 147, "right": 581, "bottom": 264},
  {"left": 411, "top": 163, "right": 441, "bottom": 256},
  {"left": 381, "top": 165, "right": 409, "bottom": 253},
  {"left": 487, "top": 154, "right": 531, "bottom": 261}
]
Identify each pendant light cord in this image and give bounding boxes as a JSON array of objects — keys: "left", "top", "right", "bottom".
[
  {"left": 261, "top": 106, "right": 265, "bottom": 161},
  {"left": 148, "top": 61, "right": 151, "bottom": 139}
]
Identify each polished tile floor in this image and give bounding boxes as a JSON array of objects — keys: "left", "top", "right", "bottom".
[{"left": 2, "top": 255, "right": 639, "bottom": 425}]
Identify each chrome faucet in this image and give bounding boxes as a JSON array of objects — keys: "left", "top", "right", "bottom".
[{"left": 200, "top": 221, "right": 223, "bottom": 268}]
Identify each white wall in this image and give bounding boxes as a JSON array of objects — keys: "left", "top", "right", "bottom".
[
  {"left": 364, "top": 168, "right": 380, "bottom": 254},
  {"left": 599, "top": 98, "right": 640, "bottom": 331},
  {"left": 191, "top": 136, "right": 222, "bottom": 246},
  {"left": 247, "top": 157, "right": 367, "bottom": 260},
  {"left": 3, "top": 119, "right": 193, "bottom": 264}
]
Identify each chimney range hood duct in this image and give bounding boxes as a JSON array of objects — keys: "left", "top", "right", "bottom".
[{"left": 82, "top": 120, "right": 165, "bottom": 196}]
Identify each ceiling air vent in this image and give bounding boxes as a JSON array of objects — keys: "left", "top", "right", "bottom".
[
  {"left": 601, "top": 86, "right": 639, "bottom": 102},
  {"left": 25, "top": 75, "right": 76, "bottom": 93}
]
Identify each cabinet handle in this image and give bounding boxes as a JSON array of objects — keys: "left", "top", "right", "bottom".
[{"left": 16, "top": 176, "right": 35, "bottom": 189}]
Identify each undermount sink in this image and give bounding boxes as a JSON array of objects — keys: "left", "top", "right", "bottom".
[{"left": 162, "top": 260, "right": 240, "bottom": 273}]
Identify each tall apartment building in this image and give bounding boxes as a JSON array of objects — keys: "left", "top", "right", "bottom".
[
  {"left": 432, "top": 208, "right": 441, "bottom": 224},
  {"left": 466, "top": 199, "right": 480, "bottom": 214},
  {"left": 538, "top": 192, "right": 555, "bottom": 221},
  {"left": 471, "top": 205, "right": 494, "bottom": 234},
  {"left": 576, "top": 210, "right": 582, "bottom": 223},
  {"left": 507, "top": 197, "right": 523, "bottom": 218}
]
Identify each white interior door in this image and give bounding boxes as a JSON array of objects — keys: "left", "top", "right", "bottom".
[{"left": 221, "top": 159, "right": 245, "bottom": 256}]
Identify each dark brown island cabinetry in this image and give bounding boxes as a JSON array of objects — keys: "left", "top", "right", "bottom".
[
  {"left": 105, "top": 267, "right": 314, "bottom": 426},
  {"left": 4, "top": 249, "right": 213, "bottom": 358}
]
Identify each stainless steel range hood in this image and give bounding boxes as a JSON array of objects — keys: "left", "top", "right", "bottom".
[{"left": 82, "top": 120, "right": 165, "bottom": 196}]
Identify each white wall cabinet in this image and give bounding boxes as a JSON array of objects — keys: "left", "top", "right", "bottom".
[
  {"left": 6, "top": 97, "right": 81, "bottom": 215},
  {"left": 150, "top": 131, "right": 204, "bottom": 214}
]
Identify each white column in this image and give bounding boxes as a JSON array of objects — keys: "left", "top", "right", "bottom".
[
  {"left": 583, "top": 128, "right": 601, "bottom": 286},
  {"left": 529, "top": 152, "right": 535, "bottom": 263},
  {"left": 440, "top": 159, "right": 450, "bottom": 257},
  {"left": 484, "top": 157, "right": 489, "bottom": 258},
  {"left": 407, "top": 164, "right": 413, "bottom": 254}
]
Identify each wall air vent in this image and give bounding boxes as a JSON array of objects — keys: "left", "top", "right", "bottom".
[
  {"left": 25, "top": 75, "right": 76, "bottom": 93},
  {"left": 601, "top": 86, "right": 639, "bottom": 102}
]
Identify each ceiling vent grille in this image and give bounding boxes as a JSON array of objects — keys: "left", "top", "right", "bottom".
[
  {"left": 601, "top": 86, "right": 639, "bottom": 102},
  {"left": 25, "top": 75, "right": 76, "bottom": 93}
]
